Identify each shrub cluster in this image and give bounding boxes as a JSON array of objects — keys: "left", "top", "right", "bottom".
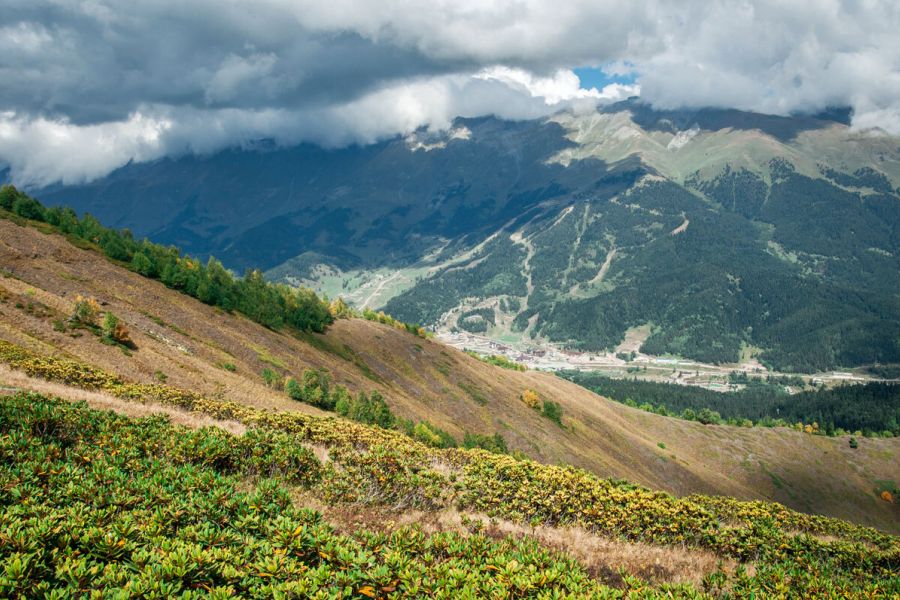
[
  {"left": 66, "top": 295, "right": 133, "bottom": 349},
  {"left": 101, "top": 312, "right": 133, "bottom": 347},
  {"left": 0, "top": 393, "right": 615, "bottom": 598},
  {"left": 360, "top": 307, "right": 428, "bottom": 338},
  {"left": 541, "top": 399, "right": 564, "bottom": 426},
  {"left": 69, "top": 295, "right": 100, "bottom": 328},
  {"left": 466, "top": 350, "right": 527, "bottom": 371},
  {"left": 397, "top": 419, "right": 458, "bottom": 450},
  {"left": 277, "top": 363, "right": 497, "bottom": 451},
  {"left": 336, "top": 390, "right": 395, "bottom": 429},
  {"left": 520, "top": 389, "right": 564, "bottom": 425},
  {"left": 328, "top": 298, "right": 428, "bottom": 339},
  {"left": 1, "top": 342, "right": 899, "bottom": 596},
  {"left": 520, "top": 389, "right": 540, "bottom": 409}
]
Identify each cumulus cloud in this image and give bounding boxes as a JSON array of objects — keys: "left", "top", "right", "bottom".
[
  {"left": 475, "top": 67, "right": 638, "bottom": 106},
  {"left": 634, "top": 0, "right": 900, "bottom": 122},
  {"left": 0, "top": 112, "right": 172, "bottom": 186},
  {"left": 1, "top": 0, "right": 898, "bottom": 185},
  {"left": 0, "top": 72, "right": 611, "bottom": 186}
]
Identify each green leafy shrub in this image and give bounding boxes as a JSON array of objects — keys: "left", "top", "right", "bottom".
[
  {"left": 697, "top": 408, "right": 723, "bottom": 425},
  {"left": 348, "top": 391, "right": 395, "bottom": 429},
  {"left": 463, "top": 431, "right": 508, "bottom": 454},
  {"left": 397, "top": 419, "right": 457, "bottom": 448},
  {"left": 411, "top": 421, "right": 443, "bottom": 447},
  {"left": 101, "top": 312, "right": 132, "bottom": 347},
  {"left": 0, "top": 185, "right": 18, "bottom": 210},
  {"left": 541, "top": 400, "right": 564, "bottom": 425},
  {"left": 301, "top": 368, "right": 333, "bottom": 409},
  {"left": 261, "top": 368, "right": 280, "bottom": 387},
  {"left": 69, "top": 295, "right": 100, "bottom": 328},
  {"left": 11, "top": 195, "right": 45, "bottom": 221}
]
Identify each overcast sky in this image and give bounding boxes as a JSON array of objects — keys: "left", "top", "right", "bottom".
[{"left": 1, "top": 0, "right": 899, "bottom": 186}]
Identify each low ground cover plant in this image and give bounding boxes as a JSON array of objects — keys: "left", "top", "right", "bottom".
[
  {"left": 1, "top": 339, "right": 898, "bottom": 596},
  {"left": 0, "top": 393, "right": 623, "bottom": 598}
]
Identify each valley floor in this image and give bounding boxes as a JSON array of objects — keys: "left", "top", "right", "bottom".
[{"left": 437, "top": 329, "right": 892, "bottom": 391}]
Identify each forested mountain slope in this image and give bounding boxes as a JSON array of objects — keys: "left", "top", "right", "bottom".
[{"left": 26, "top": 103, "right": 900, "bottom": 372}]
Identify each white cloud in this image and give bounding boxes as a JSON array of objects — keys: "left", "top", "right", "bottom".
[
  {"left": 0, "top": 0, "right": 898, "bottom": 185},
  {"left": 632, "top": 0, "right": 900, "bottom": 128},
  {"left": 0, "top": 112, "right": 172, "bottom": 186},
  {"left": 474, "top": 66, "right": 638, "bottom": 106},
  {"left": 0, "top": 72, "right": 612, "bottom": 185}
]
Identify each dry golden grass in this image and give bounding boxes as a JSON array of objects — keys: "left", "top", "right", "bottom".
[
  {"left": 287, "top": 491, "right": 735, "bottom": 588},
  {"left": 473, "top": 516, "right": 741, "bottom": 588},
  {"left": 0, "top": 364, "right": 246, "bottom": 435},
  {"left": 1, "top": 218, "right": 898, "bottom": 532}
]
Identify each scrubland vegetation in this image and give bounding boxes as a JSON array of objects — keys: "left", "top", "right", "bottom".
[
  {"left": 0, "top": 339, "right": 898, "bottom": 597},
  {"left": 0, "top": 393, "right": 611, "bottom": 598},
  {"left": 0, "top": 339, "right": 497, "bottom": 455}
]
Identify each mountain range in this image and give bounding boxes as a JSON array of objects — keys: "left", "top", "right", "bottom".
[{"left": 25, "top": 100, "right": 900, "bottom": 373}]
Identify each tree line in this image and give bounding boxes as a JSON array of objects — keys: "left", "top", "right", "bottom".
[
  {"left": 560, "top": 370, "right": 899, "bottom": 437},
  {"left": 1, "top": 185, "right": 333, "bottom": 333}
]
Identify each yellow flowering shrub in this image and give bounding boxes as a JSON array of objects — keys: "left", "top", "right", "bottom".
[
  {"left": 69, "top": 294, "right": 100, "bottom": 327},
  {"left": 520, "top": 389, "right": 541, "bottom": 409}
]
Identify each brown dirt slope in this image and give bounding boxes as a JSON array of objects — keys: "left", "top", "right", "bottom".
[{"left": 0, "top": 218, "right": 897, "bottom": 532}]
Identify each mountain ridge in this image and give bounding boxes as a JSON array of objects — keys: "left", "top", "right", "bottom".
[{"left": 23, "top": 105, "right": 900, "bottom": 372}]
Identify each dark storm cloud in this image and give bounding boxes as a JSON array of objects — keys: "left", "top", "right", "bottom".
[
  {"left": 1, "top": 1, "right": 471, "bottom": 123},
  {"left": 0, "top": 1, "right": 897, "bottom": 185}
]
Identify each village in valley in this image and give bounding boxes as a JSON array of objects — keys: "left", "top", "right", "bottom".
[{"left": 437, "top": 329, "right": 880, "bottom": 392}]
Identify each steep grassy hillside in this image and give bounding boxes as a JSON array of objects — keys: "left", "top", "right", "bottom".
[{"left": 0, "top": 214, "right": 897, "bottom": 533}]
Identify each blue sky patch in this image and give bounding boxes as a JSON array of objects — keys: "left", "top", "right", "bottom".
[{"left": 574, "top": 66, "right": 637, "bottom": 91}]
